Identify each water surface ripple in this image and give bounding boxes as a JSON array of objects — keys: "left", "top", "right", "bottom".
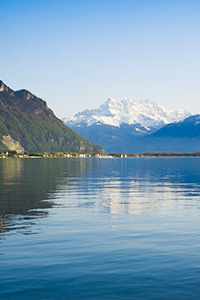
[{"left": 0, "top": 158, "right": 200, "bottom": 299}]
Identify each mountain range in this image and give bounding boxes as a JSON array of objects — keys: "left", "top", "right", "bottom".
[
  {"left": 63, "top": 98, "right": 191, "bottom": 152},
  {"left": 1, "top": 80, "right": 199, "bottom": 154},
  {"left": 0, "top": 81, "right": 103, "bottom": 153},
  {"left": 130, "top": 114, "right": 200, "bottom": 153}
]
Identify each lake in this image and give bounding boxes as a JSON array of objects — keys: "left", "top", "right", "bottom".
[{"left": 1, "top": 157, "right": 200, "bottom": 299}]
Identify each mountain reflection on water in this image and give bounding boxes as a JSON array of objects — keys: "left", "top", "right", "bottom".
[
  {"left": 0, "top": 159, "right": 61, "bottom": 236},
  {"left": 1, "top": 157, "right": 200, "bottom": 237},
  {"left": 55, "top": 157, "right": 200, "bottom": 216},
  {"left": 1, "top": 158, "right": 200, "bottom": 299}
]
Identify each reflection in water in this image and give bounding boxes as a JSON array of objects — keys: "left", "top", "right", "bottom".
[
  {"left": 3, "top": 159, "right": 23, "bottom": 185},
  {"left": 0, "top": 159, "right": 63, "bottom": 236},
  {"left": 96, "top": 180, "right": 185, "bottom": 215},
  {"left": 1, "top": 157, "right": 200, "bottom": 235},
  {"left": 55, "top": 158, "right": 200, "bottom": 216},
  {"left": 64, "top": 178, "right": 200, "bottom": 215},
  {"left": 1, "top": 158, "right": 200, "bottom": 299}
]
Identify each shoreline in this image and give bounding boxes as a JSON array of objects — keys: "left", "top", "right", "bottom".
[{"left": 1, "top": 151, "right": 200, "bottom": 158}]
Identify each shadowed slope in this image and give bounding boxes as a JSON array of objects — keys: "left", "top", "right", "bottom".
[{"left": 0, "top": 81, "right": 103, "bottom": 153}]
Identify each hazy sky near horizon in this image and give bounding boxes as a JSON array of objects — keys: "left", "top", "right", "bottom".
[{"left": 1, "top": 0, "right": 200, "bottom": 118}]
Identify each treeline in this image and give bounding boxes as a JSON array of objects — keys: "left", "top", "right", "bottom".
[
  {"left": 107, "top": 152, "right": 200, "bottom": 157},
  {"left": 128, "top": 152, "right": 200, "bottom": 157},
  {"left": 0, "top": 151, "right": 102, "bottom": 158},
  {"left": 1, "top": 151, "right": 200, "bottom": 158}
]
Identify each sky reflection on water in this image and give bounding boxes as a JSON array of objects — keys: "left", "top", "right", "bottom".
[
  {"left": 1, "top": 157, "right": 200, "bottom": 235},
  {"left": 1, "top": 158, "right": 200, "bottom": 299}
]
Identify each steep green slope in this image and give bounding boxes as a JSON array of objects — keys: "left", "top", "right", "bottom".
[{"left": 0, "top": 81, "right": 103, "bottom": 153}]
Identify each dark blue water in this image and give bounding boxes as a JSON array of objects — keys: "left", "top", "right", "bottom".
[{"left": 1, "top": 158, "right": 200, "bottom": 299}]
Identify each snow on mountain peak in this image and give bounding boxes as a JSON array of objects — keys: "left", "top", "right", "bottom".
[{"left": 63, "top": 98, "right": 191, "bottom": 129}]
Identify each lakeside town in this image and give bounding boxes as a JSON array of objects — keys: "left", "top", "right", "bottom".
[{"left": 1, "top": 151, "right": 200, "bottom": 158}]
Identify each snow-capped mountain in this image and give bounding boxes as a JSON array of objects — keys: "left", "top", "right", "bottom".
[
  {"left": 64, "top": 97, "right": 190, "bottom": 130},
  {"left": 63, "top": 98, "right": 191, "bottom": 152}
]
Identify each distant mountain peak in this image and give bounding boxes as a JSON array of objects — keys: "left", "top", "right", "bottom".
[
  {"left": 64, "top": 97, "right": 191, "bottom": 129},
  {"left": 63, "top": 97, "right": 192, "bottom": 152}
]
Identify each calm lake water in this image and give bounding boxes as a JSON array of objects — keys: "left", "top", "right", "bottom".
[{"left": 1, "top": 157, "right": 200, "bottom": 299}]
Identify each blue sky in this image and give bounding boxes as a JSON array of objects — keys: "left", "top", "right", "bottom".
[{"left": 1, "top": 0, "right": 200, "bottom": 117}]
